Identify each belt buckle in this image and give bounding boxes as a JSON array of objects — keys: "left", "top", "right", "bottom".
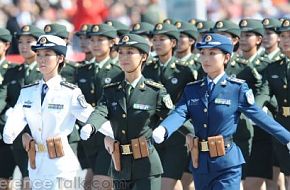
[
  {"left": 121, "top": 144, "right": 132, "bottom": 155},
  {"left": 37, "top": 144, "right": 46, "bottom": 152},
  {"left": 282, "top": 107, "right": 290, "bottom": 117},
  {"left": 200, "top": 141, "right": 209, "bottom": 151}
]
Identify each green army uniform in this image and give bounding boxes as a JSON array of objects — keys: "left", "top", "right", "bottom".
[
  {"left": 235, "top": 19, "right": 274, "bottom": 179},
  {"left": 255, "top": 18, "right": 290, "bottom": 174},
  {"left": 105, "top": 20, "right": 130, "bottom": 65},
  {"left": 175, "top": 21, "right": 204, "bottom": 80},
  {"left": 2, "top": 25, "right": 44, "bottom": 178},
  {"left": 73, "top": 24, "right": 93, "bottom": 169},
  {"left": 76, "top": 23, "right": 124, "bottom": 175},
  {"left": 0, "top": 28, "right": 15, "bottom": 178},
  {"left": 85, "top": 34, "right": 172, "bottom": 190},
  {"left": 143, "top": 23, "right": 195, "bottom": 180},
  {"left": 44, "top": 23, "right": 80, "bottom": 151}
]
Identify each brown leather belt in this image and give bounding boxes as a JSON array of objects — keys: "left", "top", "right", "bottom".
[
  {"left": 199, "top": 136, "right": 233, "bottom": 152},
  {"left": 120, "top": 138, "right": 152, "bottom": 155}
]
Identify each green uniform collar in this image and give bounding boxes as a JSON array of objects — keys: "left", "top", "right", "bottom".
[
  {"left": 160, "top": 56, "right": 173, "bottom": 67},
  {"left": 267, "top": 48, "right": 280, "bottom": 60},
  {"left": 95, "top": 56, "right": 110, "bottom": 69},
  {"left": 26, "top": 61, "right": 38, "bottom": 70},
  {"left": 178, "top": 53, "right": 192, "bottom": 62},
  {"left": 0, "top": 58, "right": 6, "bottom": 66},
  {"left": 126, "top": 74, "right": 143, "bottom": 88}
]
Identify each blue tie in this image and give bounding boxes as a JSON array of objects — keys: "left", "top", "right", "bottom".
[
  {"left": 41, "top": 84, "right": 48, "bottom": 105},
  {"left": 208, "top": 81, "right": 214, "bottom": 96}
]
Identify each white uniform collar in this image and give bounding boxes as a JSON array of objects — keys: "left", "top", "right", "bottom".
[{"left": 41, "top": 75, "right": 62, "bottom": 89}]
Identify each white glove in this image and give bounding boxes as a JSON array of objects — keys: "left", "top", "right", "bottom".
[
  {"left": 153, "top": 126, "right": 166, "bottom": 144},
  {"left": 3, "top": 133, "right": 13, "bottom": 144},
  {"left": 287, "top": 142, "right": 290, "bottom": 153},
  {"left": 80, "top": 124, "right": 93, "bottom": 140}
]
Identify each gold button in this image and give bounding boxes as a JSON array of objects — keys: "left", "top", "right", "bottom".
[
  {"left": 203, "top": 124, "right": 207, "bottom": 128},
  {"left": 284, "top": 85, "right": 287, "bottom": 89},
  {"left": 38, "top": 128, "right": 42, "bottom": 132},
  {"left": 122, "top": 113, "right": 126, "bottom": 118},
  {"left": 91, "top": 90, "right": 94, "bottom": 94},
  {"left": 92, "top": 103, "right": 96, "bottom": 107},
  {"left": 284, "top": 99, "right": 288, "bottom": 103},
  {"left": 122, "top": 130, "right": 126, "bottom": 134},
  {"left": 204, "top": 108, "right": 207, "bottom": 112}
]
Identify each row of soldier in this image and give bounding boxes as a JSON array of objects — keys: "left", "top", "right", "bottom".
[{"left": 0, "top": 16, "right": 289, "bottom": 190}]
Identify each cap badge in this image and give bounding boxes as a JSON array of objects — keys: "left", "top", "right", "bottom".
[
  {"left": 205, "top": 35, "right": 212, "bottom": 42},
  {"left": 22, "top": 25, "right": 30, "bottom": 32},
  {"left": 216, "top": 21, "right": 223, "bottom": 28},
  {"left": 92, "top": 25, "right": 99, "bottom": 32},
  {"left": 122, "top": 35, "right": 129, "bottom": 42},
  {"left": 197, "top": 22, "right": 203, "bottom": 29},
  {"left": 39, "top": 37, "right": 47, "bottom": 44},
  {"left": 240, "top": 20, "right": 248, "bottom": 27},
  {"left": 189, "top": 19, "right": 196, "bottom": 25},
  {"left": 175, "top": 22, "right": 182, "bottom": 28},
  {"left": 263, "top": 19, "right": 270, "bottom": 26},
  {"left": 156, "top": 23, "right": 163, "bottom": 30},
  {"left": 283, "top": 20, "right": 290, "bottom": 27},
  {"left": 133, "top": 23, "right": 141, "bottom": 30},
  {"left": 81, "top": 24, "right": 88, "bottom": 31},
  {"left": 106, "top": 21, "right": 113, "bottom": 26},
  {"left": 44, "top": 25, "right": 52, "bottom": 33}
]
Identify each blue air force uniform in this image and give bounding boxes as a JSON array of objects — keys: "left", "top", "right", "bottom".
[
  {"left": 153, "top": 34, "right": 290, "bottom": 190},
  {"left": 160, "top": 74, "right": 290, "bottom": 189}
]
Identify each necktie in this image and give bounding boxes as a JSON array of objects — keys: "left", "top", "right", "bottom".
[
  {"left": 207, "top": 81, "right": 215, "bottom": 97},
  {"left": 41, "top": 84, "right": 48, "bottom": 105},
  {"left": 125, "top": 83, "right": 133, "bottom": 103}
]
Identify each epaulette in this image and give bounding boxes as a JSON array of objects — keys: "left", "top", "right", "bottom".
[
  {"left": 22, "top": 81, "right": 39, "bottom": 89},
  {"left": 146, "top": 57, "right": 158, "bottom": 65},
  {"left": 145, "top": 80, "right": 164, "bottom": 89},
  {"left": 273, "top": 53, "right": 285, "bottom": 61},
  {"left": 235, "top": 57, "right": 247, "bottom": 64},
  {"left": 227, "top": 77, "right": 245, "bottom": 84},
  {"left": 60, "top": 81, "right": 77, "bottom": 89},
  {"left": 104, "top": 81, "right": 120, "bottom": 88},
  {"left": 187, "top": 78, "right": 204, "bottom": 86}
]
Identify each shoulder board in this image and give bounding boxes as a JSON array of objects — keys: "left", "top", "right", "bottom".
[
  {"left": 145, "top": 80, "right": 164, "bottom": 89},
  {"left": 235, "top": 57, "right": 246, "bottom": 64},
  {"left": 175, "top": 59, "right": 187, "bottom": 66},
  {"left": 22, "top": 81, "right": 39, "bottom": 89},
  {"left": 104, "top": 81, "right": 120, "bottom": 88},
  {"left": 187, "top": 78, "right": 204, "bottom": 86},
  {"left": 60, "top": 81, "right": 77, "bottom": 89},
  {"left": 258, "top": 56, "right": 271, "bottom": 63},
  {"left": 146, "top": 57, "right": 158, "bottom": 65},
  {"left": 227, "top": 77, "right": 245, "bottom": 84}
]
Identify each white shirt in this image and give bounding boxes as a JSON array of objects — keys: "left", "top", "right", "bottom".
[{"left": 3, "top": 75, "right": 94, "bottom": 180}]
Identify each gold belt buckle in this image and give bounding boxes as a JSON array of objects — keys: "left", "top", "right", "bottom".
[
  {"left": 200, "top": 141, "right": 209, "bottom": 151},
  {"left": 282, "top": 107, "right": 290, "bottom": 117},
  {"left": 37, "top": 144, "right": 46, "bottom": 152},
  {"left": 121, "top": 144, "right": 132, "bottom": 155}
]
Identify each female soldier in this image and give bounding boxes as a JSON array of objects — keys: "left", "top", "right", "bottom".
[
  {"left": 3, "top": 34, "right": 94, "bottom": 190},
  {"left": 152, "top": 33, "right": 290, "bottom": 190},
  {"left": 81, "top": 34, "right": 173, "bottom": 190},
  {"left": 5, "top": 25, "right": 44, "bottom": 190},
  {"left": 256, "top": 18, "right": 290, "bottom": 190},
  {"left": 77, "top": 23, "right": 124, "bottom": 190},
  {"left": 142, "top": 23, "right": 195, "bottom": 190}
]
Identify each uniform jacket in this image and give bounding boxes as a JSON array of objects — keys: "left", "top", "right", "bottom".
[
  {"left": 161, "top": 74, "right": 290, "bottom": 174},
  {"left": 86, "top": 76, "right": 172, "bottom": 180},
  {"left": 3, "top": 75, "right": 93, "bottom": 179}
]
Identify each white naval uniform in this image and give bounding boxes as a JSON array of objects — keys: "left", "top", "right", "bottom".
[{"left": 3, "top": 75, "right": 94, "bottom": 189}]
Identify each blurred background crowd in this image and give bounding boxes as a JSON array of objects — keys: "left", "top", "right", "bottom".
[{"left": 1, "top": 0, "right": 290, "bottom": 56}]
